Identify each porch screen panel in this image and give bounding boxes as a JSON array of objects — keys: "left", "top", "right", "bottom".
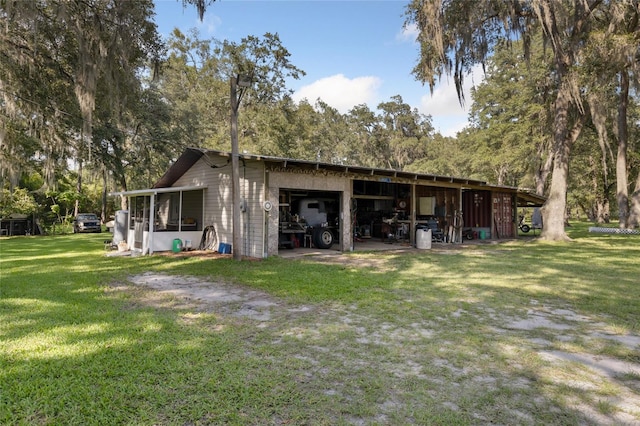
[{"left": 181, "top": 190, "right": 204, "bottom": 231}]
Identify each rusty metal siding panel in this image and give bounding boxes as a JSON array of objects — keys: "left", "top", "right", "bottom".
[
  {"left": 464, "top": 190, "right": 492, "bottom": 228},
  {"left": 492, "top": 192, "right": 514, "bottom": 238}
]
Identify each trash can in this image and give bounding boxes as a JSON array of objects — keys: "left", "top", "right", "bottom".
[
  {"left": 416, "top": 228, "right": 432, "bottom": 249},
  {"left": 113, "top": 210, "right": 128, "bottom": 244},
  {"left": 172, "top": 238, "right": 183, "bottom": 253}
]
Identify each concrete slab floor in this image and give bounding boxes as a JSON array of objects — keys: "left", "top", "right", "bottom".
[{"left": 276, "top": 238, "right": 507, "bottom": 259}]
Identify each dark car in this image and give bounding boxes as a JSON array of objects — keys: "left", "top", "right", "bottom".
[{"left": 73, "top": 213, "right": 102, "bottom": 233}]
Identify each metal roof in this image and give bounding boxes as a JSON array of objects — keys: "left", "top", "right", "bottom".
[
  {"left": 515, "top": 191, "right": 547, "bottom": 207},
  {"left": 151, "top": 147, "right": 546, "bottom": 206}
]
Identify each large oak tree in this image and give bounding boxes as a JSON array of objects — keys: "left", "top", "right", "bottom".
[{"left": 406, "top": 0, "right": 610, "bottom": 240}]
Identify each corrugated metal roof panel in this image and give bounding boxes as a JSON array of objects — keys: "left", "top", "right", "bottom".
[{"left": 150, "top": 148, "right": 546, "bottom": 205}]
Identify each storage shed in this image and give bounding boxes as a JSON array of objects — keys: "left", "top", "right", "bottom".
[{"left": 111, "top": 148, "right": 545, "bottom": 257}]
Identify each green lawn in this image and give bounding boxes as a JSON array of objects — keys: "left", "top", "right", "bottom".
[{"left": 1, "top": 223, "right": 639, "bottom": 425}]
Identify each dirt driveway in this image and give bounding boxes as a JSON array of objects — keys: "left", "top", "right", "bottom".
[{"left": 121, "top": 251, "right": 640, "bottom": 425}]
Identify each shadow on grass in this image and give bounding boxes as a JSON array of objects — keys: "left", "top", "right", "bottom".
[
  {"left": 2, "top": 225, "right": 639, "bottom": 424},
  {"left": 1, "top": 235, "right": 318, "bottom": 424}
]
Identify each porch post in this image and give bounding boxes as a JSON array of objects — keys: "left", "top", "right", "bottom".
[
  {"left": 148, "top": 194, "right": 155, "bottom": 255},
  {"left": 410, "top": 183, "right": 416, "bottom": 246}
]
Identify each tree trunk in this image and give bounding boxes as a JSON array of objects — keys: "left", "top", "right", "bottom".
[
  {"left": 629, "top": 176, "right": 640, "bottom": 228},
  {"left": 629, "top": 96, "right": 640, "bottom": 229},
  {"left": 587, "top": 93, "right": 612, "bottom": 221},
  {"left": 534, "top": 139, "right": 553, "bottom": 196},
  {"left": 616, "top": 70, "right": 629, "bottom": 228},
  {"left": 541, "top": 82, "right": 573, "bottom": 241},
  {"left": 101, "top": 166, "right": 107, "bottom": 223},
  {"left": 118, "top": 175, "right": 128, "bottom": 211},
  {"left": 75, "top": 158, "right": 82, "bottom": 217},
  {"left": 595, "top": 199, "right": 610, "bottom": 224}
]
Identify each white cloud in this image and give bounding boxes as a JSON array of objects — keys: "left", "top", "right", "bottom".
[
  {"left": 434, "top": 118, "right": 469, "bottom": 138},
  {"left": 396, "top": 23, "right": 418, "bottom": 43},
  {"left": 195, "top": 12, "right": 222, "bottom": 34},
  {"left": 290, "top": 66, "right": 485, "bottom": 138},
  {"left": 292, "top": 74, "right": 382, "bottom": 114},
  {"left": 419, "top": 64, "right": 485, "bottom": 136}
]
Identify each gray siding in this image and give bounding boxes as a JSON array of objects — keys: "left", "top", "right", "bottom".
[
  {"left": 174, "top": 157, "right": 266, "bottom": 257},
  {"left": 239, "top": 162, "right": 267, "bottom": 258}
]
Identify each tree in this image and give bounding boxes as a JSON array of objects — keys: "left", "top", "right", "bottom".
[
  {"left": 345, "top": 104, "right": 386, "bottom": 168},
  {"left": 580, "top": 1, "right": 640, "bottom": 228},
  {"left": 181, "top": 0, "right": 216, "bottom": 21},
  {"left": 406, "top": 133, "right": 473, "bottom": 178},
  {"left": 377, "top": 95, "right": 433, "bottom": 170},
  {"left": 406, "top": 0, "right": 609, "bottom": 241},
  {"left": 1, "top": 0, "right": 81, "bottom": 191},
  {"left": 465, "top": 37, "right": 555, "bottom": 188},
  {"left": 1, "top": 0, "right": 163, "bottom": 217},
  {"left": 160, "top": 29, "right": 228, "bottom": 150},
  {"left": 159, "top": 29, "right": 305, "bottom": 154},
  {"left": 309, "top": 100, "right": 352, "bottom": 164},
  {"left": 0, "top": 187, "right": 38, "bottom": 218}
]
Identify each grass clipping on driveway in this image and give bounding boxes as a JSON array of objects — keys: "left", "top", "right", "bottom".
[{"left": 2, "top": 223, "right": 640, "bottom": 425}]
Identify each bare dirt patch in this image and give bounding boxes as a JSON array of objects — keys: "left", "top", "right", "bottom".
[
  {"left": 126, "top": 272, "right": 298, "bottom": 322},
  {"left": 115, "top": 267, "right": 640, "bottom": 425}
]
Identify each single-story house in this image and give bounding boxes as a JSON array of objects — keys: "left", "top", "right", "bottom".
[{"left": 110, "top": 148, "right": 545, "bottom": 257}]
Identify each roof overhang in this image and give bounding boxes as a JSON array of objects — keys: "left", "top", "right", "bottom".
[
  {"left": 153, "top": 148, "right": 206, "bottom": 189},
  {"left": 145, "top": 148, "right": 547, "bottom": 205},
  {"left": 192, "top": 148, "right": 488, "bottom": 187},
  {"left": 109, "top": 185, "right": 207, "bottom": 197},
  {"left": 516, "top": 191, "right": 546, "bottom": 207}
]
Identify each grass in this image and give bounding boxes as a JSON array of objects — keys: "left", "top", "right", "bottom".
[{"left": 1, "top": 222, "right": 640, "bottom": 424}]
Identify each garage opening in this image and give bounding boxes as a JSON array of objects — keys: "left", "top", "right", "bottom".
[
  {"left": 278, "top": 189, "right": 341, "bottom": 251},
  {"left": 352, "top": 179, "right": 461, "bottom": 244},
  {"left": 352, "top": 180, "right": 409, "bottom": 241}
]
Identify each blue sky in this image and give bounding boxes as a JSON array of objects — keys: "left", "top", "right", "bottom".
[{"left": 153, "top": 0, "right": 483, "bottom": 136}]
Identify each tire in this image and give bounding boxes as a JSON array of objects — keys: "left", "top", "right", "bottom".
[
  {"left": 313, "top": 227, "right": 334, "bottom": 249},
  {"left": 520, "top": 224, "right": 530, "bottom": 233}
]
